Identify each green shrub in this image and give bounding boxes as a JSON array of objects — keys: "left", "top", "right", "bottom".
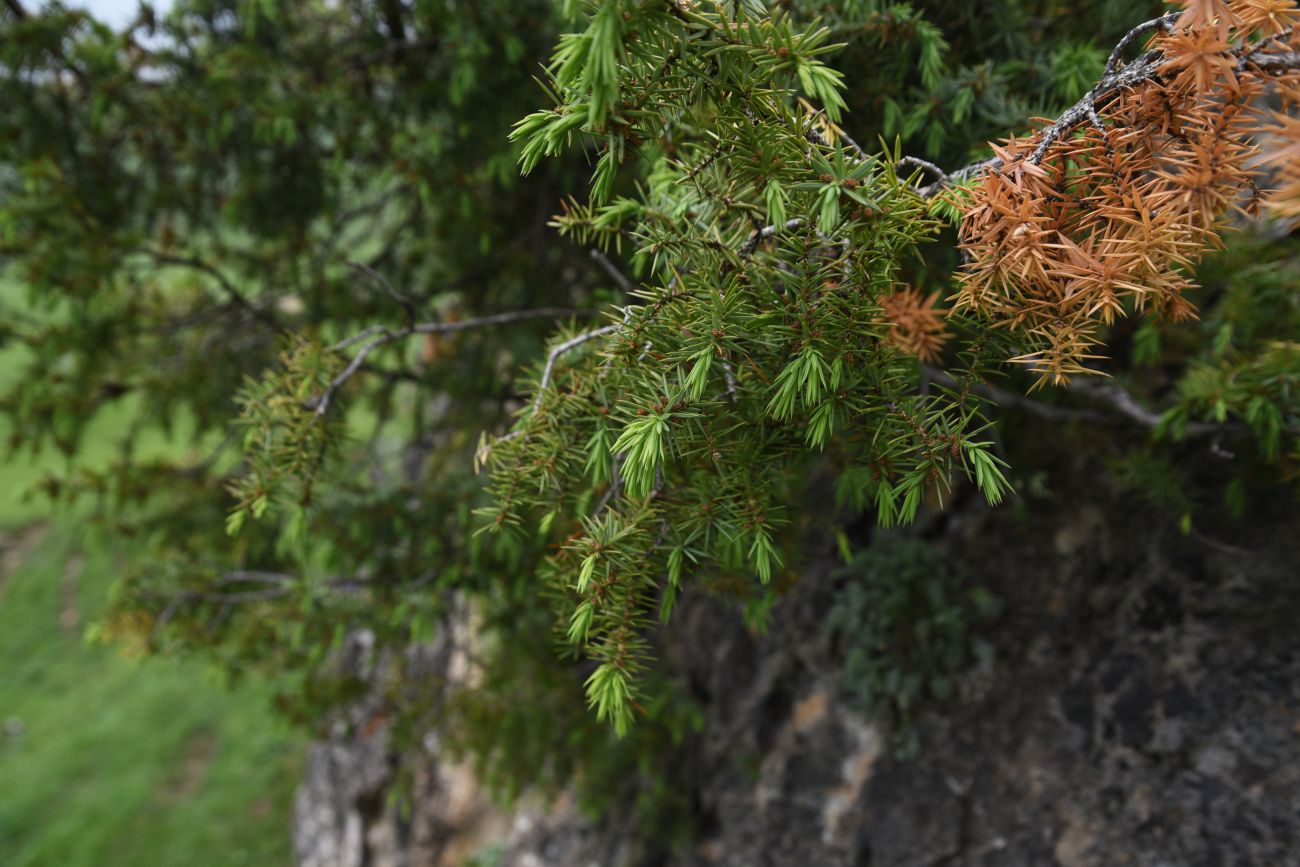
[{"left": 826, "top": 537, "right": 998, "bottom": 754}]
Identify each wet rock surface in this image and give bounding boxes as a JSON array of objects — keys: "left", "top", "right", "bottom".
[{"left": 296, "top": 461, "right": 1300, "bottom": 867}]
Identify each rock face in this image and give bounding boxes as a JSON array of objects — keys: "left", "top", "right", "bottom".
[{"left": 293, "top": 459, "right": 1300, "bottom": 867}]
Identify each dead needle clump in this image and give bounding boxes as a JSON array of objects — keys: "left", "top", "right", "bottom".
[
  {"left": 953, "top": 0, "right": 1300, "bottom": 385},
  {"left": 879, "top": 287, "right": 950, "bottom": 363}
]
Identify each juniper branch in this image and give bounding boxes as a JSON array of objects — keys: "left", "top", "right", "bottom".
[
  {"left": 1064, "top": 378, "right": 1243, "bottom": 438},
  {"left": 926, "top": 364, "right": 1253, "bottom": 438},
  {"left": 1103, "top": 10, "right": 1180, "bottom": 76},
  {"left": 350, "top": 260, "right": 416, "bottom": 325},
  {"left": 922, "top": 13, "right": 1300, "bottom": 193},
  {"left": 739, "top": 218, "right": 806, "bottom": 258},
  {"left": 531, "top": 324, "right": 622, "bottom": 415},
  {"left": 897, "top": 156, "right": 948, "bottom": 183}
]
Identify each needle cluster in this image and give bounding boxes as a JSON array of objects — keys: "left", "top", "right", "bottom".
[{"left": 955, "top": 0, "right": 1300, "bottom": 384}]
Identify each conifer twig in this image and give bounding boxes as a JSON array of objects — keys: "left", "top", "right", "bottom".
[
  {"left": 349, "top": 261, "right": 416, "bottom": 325},
  {"left": 739, "top": 218, "right": 805, "bottom": 258},
  {"left": 924, "top": 365, "right": 1250, "bottom": 438},
  {"left": 484, "top": 323, "right": 624, "bottom": 457},
  {"left": 921, "top": 11, "right": 1300, "bottom": 194},
  {"left": 897, "top": 156, "right": 948, "bottom": 183},
  {"left": 1064, "top": 378, "right": 1244, "bottom": 437},
  {"left": 532, "top": 324, "right": 622, "bottom": 415}
]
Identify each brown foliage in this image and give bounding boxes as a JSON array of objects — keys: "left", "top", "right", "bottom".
[
  {"left": 879, "top": 287, "right": 950, "bottom": 362},
  {"left": 954, "top": 0, "right": 1300, "bottom": 385}
]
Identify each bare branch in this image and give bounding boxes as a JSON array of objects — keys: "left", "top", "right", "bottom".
[
  {"left": 309, "top": 307, "right": 601, "bottom": 417},
  {"left": 1244, "top": 49, "right": 1300, "bottom": 73},
  {"left": 1103, "top": 10, "right": 1179, "bottom": 76},
  {"left": 924, "top": 364, "right": 1111, "bottom": 424},
  {"left": 144, "top": 250, "right": 287, "bottom": 333},
  {"left": 739, "top": 218, "right": 805, "bottom": 258},
  {"left": 918, "top": 12, "right": 1300, "bottom": 196},
  {"left": 350, "top": 260, "right": 416, "bottom": 325},
  {"left": 721, "top": 359, "right": 737, "bottom": 403},
  {"left": 590, "top": 248, "right": 635, "bottom": 296},
  {"left": 145, "top": 568, "right": 439, "bottom": 612},
  {"left": 1064, "top": 378, "right": 1238, "bottom": 438},
  {"left": 532, "top": 324, "right": 622, "bottom": 415},
  {"left": 924, "top": 364, "right": 1251, "bottom": 438},
  {"left": 898, "top": 156, "right": 948, "bottom": 184}
]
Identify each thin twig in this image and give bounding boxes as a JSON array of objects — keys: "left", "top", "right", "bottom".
[
  {"left": 721, "top": 359, "right": 738, "bottom": 402},
  {"left": 144, "top": 250, "right": 286, "bottom": 333},
  {"left": 924, "top": 364, "right": 1245, "bottom": 438},
  {"left": 897, "top": 156, "right": 948, "bottom": 183},
  {"left": 145, "top": 567, "right": 438, "bottom": 610},
  {"left": 924, "top": 364, "right": 1111, "bottom": 424},
  {"left": 1104, "top": 10, "right": 1179, "bottom": 76},
  {"left": 309, "top": 307, "right": 600, "bottom": 417},
  {"left": 532, "top": 324, "right": 622, "bottom": 416},
  {"left": 923, "top": 13, "right": 1300, "bottom": 194},
  {"left": 1064, "top": 378, "right": 1238, "bottom": 437},
  {"left": 739, "top": 218, "right": 805, "bottom": 258},
  {"left": 590, "top": 248, "right": 635, "bottom": 296},
  {"left": 349, "top": 261, "right": 416, "bottom": 326}
]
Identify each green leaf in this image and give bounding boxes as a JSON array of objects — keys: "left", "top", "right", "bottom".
[
  {"left": 611, "top": 413, "right": 668, "bottom": 497},
  {"left": 225, "top": 508, "right": 248, "bottom": 537},
  {"left": 577, "top": 552, "right": 599, "bottom": 592},
  {"left": 584, "top": 662, "right": 633, "bottom": 737},
  {"left": 567, "top": 601, "right": 595, "bottom": 644}
]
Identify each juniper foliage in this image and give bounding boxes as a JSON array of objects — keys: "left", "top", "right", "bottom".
[{"left": 482, "top": 2, "right": 1020, "bottom": 732}]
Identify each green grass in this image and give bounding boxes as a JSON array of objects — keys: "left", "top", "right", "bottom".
[
  {"left": 0, "top": 275, "right": 305, "bottom": 866},
  {"left": 0, "top": 524, "right": 303, "bottom": 867}
]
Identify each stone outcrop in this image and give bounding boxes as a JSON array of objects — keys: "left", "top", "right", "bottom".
[{"left": 294, "top": 456, "right": 1300, "bottom": 866}]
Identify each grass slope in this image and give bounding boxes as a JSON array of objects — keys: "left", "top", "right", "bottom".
[
  {"left": 0, "top": 277, "right": 305, "bottom": 866},
  {"left": 0, "top": 524, "right": 304, "bottom": 867}
]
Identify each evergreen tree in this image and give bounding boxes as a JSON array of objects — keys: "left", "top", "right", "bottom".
[{"left": 2, "top": 0, "right": 1297, "bottom": 826}]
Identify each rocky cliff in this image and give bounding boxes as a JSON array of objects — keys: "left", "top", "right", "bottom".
[{"left": 292, "top": 452, "right": 1300, "bottom": 867}]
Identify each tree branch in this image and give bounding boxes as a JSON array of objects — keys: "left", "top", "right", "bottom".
[
  {"left": 924, "top": 364, "right": 1246, "bottom": 438},
  {"left": 897, "top": 156, "right": 948, "bottom": 184},
  {"left": 146, "top": 568, "right": 439, "bottom": 611},
  {"left": 1064, "top": 378, "right": 1240, "bottom": 438},
  {"left": 1104, "top": 10, "right": 1180, "bottom": 76},
  {"left": 350, "top": 260, "right": 415, "bottom": 325},
  {"left": 918, "top": 13, "right": 1300, "bottom": 196},
  {"left": 590, "top": 248, "right": 635, "bottom": 296},
  {"left": 531, "top": 324, "right": 622, "bottom": 416},
  {"left": 476, "top": 323, "right": 622, "bottom": 462},
  {"left": 308, "top": 306, "right": 602, "bottom": 417},
  {"left": 144, "top": 250, "right": 287, "bottom": 334},
  {"left": 739, "top": 218, "right": 805, "bottom": 258}
]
